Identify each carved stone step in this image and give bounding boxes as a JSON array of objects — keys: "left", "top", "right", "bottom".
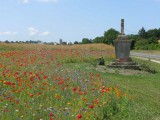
[
  {"left": 107, "top": 64, "right": 140, "bottom": 69},
  {"left": 111, "top": 62, "right": 137, "bottom": 65}
]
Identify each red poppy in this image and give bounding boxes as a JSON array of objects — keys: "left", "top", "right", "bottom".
[
  {"left": 73, "top": 87, "right": 77, "bottom": 92},
  {"left": 49, "top": 113, "right": 53, "bottom": 116},
  {"left": 43, "top": 82, "right": 47, "bottom": 86},
  {"left": 76, "top": 114, "right": 82, "bottom": 119},
  {"left": 78, "top": 91, "right": 83, "bottom": 95},
  {"left": 82, "top": 98, "right": 87, "bottom": 101},
  {"left": 44, "top": 75, "right": 48, "bottom": 79},
  {"left": 29, "top": 72, "right": 33, "bottom": 75},
  {"left": 37, "top": 92, "right": 41, "bottom": 96},
  {"left": 35, "top": 73, "right": 39, "bottom": 76},
  {"left": 30, "top": 94, "right": 34, "bottom": 97},
  {"left": 58, "top": 80, "right": 64, "bottom": 85},
  {"left": 5, "top": 110, "right": 9, "bottom": 112},
  {"left": 96, "top": 73, "right": 100, "bottom": 77},
  {"left": 5, "top": 82, "right": 11, "bottom": 85},
  {"left": 89, "top": 104, "right": 94, "bottom": 109},
  {"left": 24, "top": 71, "right": 27, "bottom": 76}
]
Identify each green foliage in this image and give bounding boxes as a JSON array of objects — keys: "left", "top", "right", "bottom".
[
  {"left": 93, "top": 36, "right": 104, "bottom": 43},
  {"left": 147, "top": 28, "right": 160, "bottom": 38},
  {"left": 134, "top": 27, "right": 160, "bottom": 50},
  {"left": 147, "top": 36, "right": 158, "bottom": 44},
  {"left": 134, "top": 36, "right": 159, "bottom": 50},
  {"left": 74, "top": 41, "right": 79, "bottom": 44},
  {"left": 82, "top": 38, "right": 92, "bottom": 44},
  {"left": 97, "top": 57, "right": 105, "bottom": 65},
  {"left": 128, "top": 34, "right": 139, "bottom": 50},
  {"left": 135, "top": 43, "right": 160, "bottom": 50},
  {"left": 79, "top": 26, "right": 160, "bottom": 50},
  {"left": 104, "top": 28, "right": 119, "bottom": 45},
  {"left": 86, "top": 28, "right": 119, "bottom": 45},
  {"left": 138, "top": 27, "right": 147, "bottom": 39},
  {"left": 132, "top": 57, "right": 160, "bottom": 73},
  {"left": 134, "top": 38, "right": 149, "bottom": 50},
  {"left": 102, "top": 97, "right": 132, "bottom": 120},
  {"left": 140, "top": 62, "right": 157, "bottom": 74}
]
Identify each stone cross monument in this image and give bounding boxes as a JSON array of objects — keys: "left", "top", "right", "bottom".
[
  {"left": 114, "top": 19, "right": 131, "bottom": 62},
  {"left": 108, "top": 19, "right": 139, "bottom": 69}
]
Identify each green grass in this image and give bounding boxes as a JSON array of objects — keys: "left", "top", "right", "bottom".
[
  {"left": 107, "top": 74, "right": 160, "bottom": 119},
  {"left": 68, "top": 61, "right": 160, "bottom": 119}
]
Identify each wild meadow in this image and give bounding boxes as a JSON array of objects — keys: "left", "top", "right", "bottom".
[{"left": 0, "top": 43, "right": 160, "bottom": 120}]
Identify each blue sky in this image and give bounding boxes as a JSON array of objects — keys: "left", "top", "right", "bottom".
[{"left": 0, "top": 0, "right": 160, "bottom": 43}]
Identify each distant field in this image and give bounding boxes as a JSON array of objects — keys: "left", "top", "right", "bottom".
[
  {"left": 0, "top": 43, "right": 114, "bottom": 51},
  {"left": 0, "top": 43, "right": 159, "bottom": 120}
]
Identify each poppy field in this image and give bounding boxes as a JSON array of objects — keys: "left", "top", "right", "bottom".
[{"left": 0, "top": 43, "right": 159, "bottom": 120}]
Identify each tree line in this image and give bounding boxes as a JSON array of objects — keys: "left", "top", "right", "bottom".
[{"left": 76, "top": 27, "right": 160, "bottom": 50}]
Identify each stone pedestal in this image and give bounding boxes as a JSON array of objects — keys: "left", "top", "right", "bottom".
[
  {"left": 114, "top": 35, "right": 131, "bottom": 62},
  {"left": 108, "top": 60, "right": 140, "bottom": 69},
  {"left": 107, "top": 19, "right": 140, "bottom": 69},
  {"left": 108, "top": 35, "right": 139, "bottom": 69}
]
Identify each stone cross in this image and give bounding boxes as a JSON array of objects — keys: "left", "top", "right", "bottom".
[
  {"left": 108, "top": 19, "right": 139, "bottom": 69},
  {"left": 121, "top": 19, "right": 124, "bottom": 35}
]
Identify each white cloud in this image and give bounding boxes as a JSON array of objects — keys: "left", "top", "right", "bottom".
[
  {"left": 28, "top": 27, "right": 51, "bottom": 36},
  {"left": 41, "top": 31, "right": 51, "bottom": 36},
  {"left": 0, "top": 31, "right": 18, "bottom": 35},
  {"left": 28, "top": 27, "right": 39, "bottom": 36}
]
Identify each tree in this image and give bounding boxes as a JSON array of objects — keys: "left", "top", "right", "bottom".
[
  {"left": 74, "top": 41, "right": 79, "bottom": 44},
  {"left": 158, "top": 28, "right": 160, "bottom": 39},
  {"left": 93, "top": 36, "right": 104, "bottom": 43},
  {"left": 138, "top": 27, "right": 147, "bottom": 38},
  {"left": 82, "top": 38, "right": 92, "bottom": 44},
  {"left": 104, "top": 28, "right": 119, "bottom": 45},
  {"left": 128, "top": 34, "right": 139, "bottom": 50},
  {"left": 147, "top": 36, "right": 158, "bottom": 44},
  {"left": 147, "top": 29, "right": 160, "bottom": 39},
  {"left": 5, "top": 40, "right": 10, "bottom": 43},
  {"left": 135, "top": 38, "right": 149, "bottom": 50}
]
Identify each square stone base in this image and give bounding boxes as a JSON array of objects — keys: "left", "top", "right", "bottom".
[{"left": 107, "top": 58, "right": 140, "bottom": 70}]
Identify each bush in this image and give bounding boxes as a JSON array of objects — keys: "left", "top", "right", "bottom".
[{"left": 132, "top": 58, "right": 158, "bottom": 73}]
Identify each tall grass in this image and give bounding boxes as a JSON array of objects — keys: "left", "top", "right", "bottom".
[{"left": 0, "top": 43, "right": 114, "bottom": 51}]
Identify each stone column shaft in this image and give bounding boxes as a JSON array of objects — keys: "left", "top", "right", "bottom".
[{"left": 121, "top": 19, "right": 124, "bottom": 35}]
